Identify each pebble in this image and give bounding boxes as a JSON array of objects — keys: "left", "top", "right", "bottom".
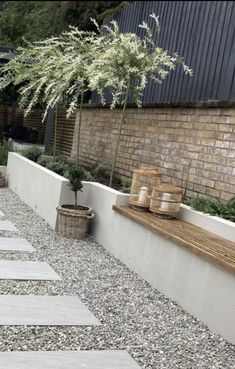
[{"left": 0, "top": 188, "right": 234, "bottom": 368}]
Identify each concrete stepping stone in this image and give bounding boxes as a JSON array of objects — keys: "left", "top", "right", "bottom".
[
  {"left": 0, "top": 261, "right": 61, "bottom": 280},
  {"left": 0, "top": 295, "right": 100, "bottom": 326},
  {"left": 0, "top": 220, "right": 17, "bottom": 231},
  {"left": 0, "top": 237, "right": 35, "bottom": 252},
  {"left": 0, "top": 350, "right": 141, "bottom": 368}
]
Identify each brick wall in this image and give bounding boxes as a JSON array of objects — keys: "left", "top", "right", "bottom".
[{"left": 72, "top": 106, "right": 235, "bottom": 200}]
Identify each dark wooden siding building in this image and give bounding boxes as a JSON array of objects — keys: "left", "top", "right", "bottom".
[{"left": 92, "top": 1, "right": 235, "bottom": 105}]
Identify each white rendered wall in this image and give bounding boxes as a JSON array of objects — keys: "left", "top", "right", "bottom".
[
  {"left": 7, "top": 152, "right": 235, "bottom": 344},
  {"left": 83, "top": 183, "right": 235, "bottom": 344},
  {"left": 7, "top": 153, "right": 70, "bottom": 229},
  {"left": 98, "top": 211, "right": 235, "bottom": 344},
  {"left": 179, "top": 204, "right": 235, "bottom": 243},
  {"left": 0, "top": 165, "right": 6, "bottom": 175}
]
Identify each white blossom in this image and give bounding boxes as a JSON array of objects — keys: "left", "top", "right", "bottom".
[{"left": 88, "top": 14, "right": 192, "bottom": 109}]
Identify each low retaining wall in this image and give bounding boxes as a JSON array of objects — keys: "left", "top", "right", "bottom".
[
  {"left": 6, "top": 152, "right": 235, "bottom": 344},
  {"left": 6, "top": 153, "right": 128, "bottom": 230},
  {"left": 0, "top": 165, "right": 6, "bottom": 175},
  {"left": 7, "top": 153, "right": 82, "bottom": 228},
  {"left": 179, "top": 204, "right": 235, "bottom": 243}
]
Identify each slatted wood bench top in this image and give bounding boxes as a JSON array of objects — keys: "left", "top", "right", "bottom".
[{"left": 113, "top": 205, "right": 235, "bottom": 275}]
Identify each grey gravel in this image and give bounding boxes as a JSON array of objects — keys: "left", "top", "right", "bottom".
[{"left": 0, "top": 188, "right": 234, "bottom": 369}]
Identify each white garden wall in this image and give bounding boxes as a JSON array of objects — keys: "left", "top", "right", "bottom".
[
  {"left": 179, "top": 204, "right": 235, "bottom": 243},
  {"left": 0, "top": 165, "right": 6, "bottom": 175},
  {"left": 7, "top": 153, "right": 78, "bottom": 228},
  {"left": 6, "top": 152, "right": 235, "bottom": 344}
]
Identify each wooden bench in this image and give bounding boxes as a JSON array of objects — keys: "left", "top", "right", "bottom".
[{"left": 113, "top": 205, "right": 235, "bottom": 275}]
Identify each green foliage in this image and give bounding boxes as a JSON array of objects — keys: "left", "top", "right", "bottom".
[
  {"left": 37, "top": 155, "right": 54, "bottom": 167},
  {"left": 37, "top": 154, "right": 69, "bottom": 177},
  {"left": 97, "top": 2, "right": 131, "bottom": 20},
  {"left": 0, "top": 27, "right": 99, "bottom": 120},
  {"left": 0, "top": 1, "right": 66, "bottom": 47},
  {"left": 0, "top": 1, "right": 126, "bottom": 48},
  {"left": 37, "top": 154, "right": 93, "bottom": 180},
  {"left": 89, "top": 14, "right": 192, "bottom": 108},
  {"left": 120, "top": 178, "right": 131, "bottom": 193},
  {"left": 187, "top": 196, "right": 235, "bottom": 223},
  {"left": 61, "top": 1, "right": 125, "bottom": 30},
  {"left": 0, "top": 140, "right": 14, "bottom": 165},
  {"left": 46, "top": 160, "right": 69, "bottom": 177},
  {"left": 44, "top": 147, "right": 63, "bottom": 157},
  {"left": 82, "top": 169, "right": 94, "bottom": 182},
  {"left": 0, "top": 11, "right": 192, "bottom": 188},
  {"left": 94, "top": 164, "right": 108, "bottom": 178},
  {"left": 68, "top": 165, "right": 84, "bottom": 192},
  {"left": 68, "top": 164, "right": 84, "bottom": 206},
  {"left": 88, "top": 14, "right": 192, "bottom": 186},
  {"left": 93, "top": 164, "right": 109, "bottom": 184},
  {"left": 21, "top": 146, "right": 43, "bottom": 162}
]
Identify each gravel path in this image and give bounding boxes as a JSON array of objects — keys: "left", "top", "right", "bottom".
[{"left": 0, "top": 188, "right": 234, "bottom": 369}]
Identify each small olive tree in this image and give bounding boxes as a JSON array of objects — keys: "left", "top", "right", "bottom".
[
  {"left": 89, "top": 14, "right": 192, "bottom": 187},
  {"left": 68, "top": 164, "right": 84, "bottom": 207}
]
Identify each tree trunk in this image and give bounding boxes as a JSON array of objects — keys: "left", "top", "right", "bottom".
[
  {"left": 109, "top": 80, "right": 131, "bottom": 187},
  {"left": 76, "top": 89, "right": 84, "bottom": 164},
  {"left": 75, "top": 191, "right": 77, "bottom": 207},
  {"left": 44, "top": 108, "right": 54, "bottom": 153},
  {"left": 11, "top": 89, "right": 18, "bottom": 125},
  {"left": 53, "top": 105, "right": 58, "bottom": 160}
]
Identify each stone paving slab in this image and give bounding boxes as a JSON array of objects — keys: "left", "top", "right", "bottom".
[
  {"left": 0, "top": 210, "right": 4, "bottom": 217},
  {"left": 0, "top": 237, "right": 35, "bottom": 252},
  {"left": 0, "top": 220, "right": 17, "bottom": 231},
  {"left": 0, "top": 261, "right": 61, "bottom": 280},
  {"left": 0, "top": 350, "right": 141, "bottom": 369},
  {"left": 0, "top": 295, "right": 101, "bottom": 326}
]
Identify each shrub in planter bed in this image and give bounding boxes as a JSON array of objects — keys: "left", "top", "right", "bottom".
[
  {"left": 46, "top": 160, "right": 69, "bottom": 177},
  {"left": 37, "top": 155, "right": 54, "bottom": 167},
  {"left": 187, "top": 196, "right": 235, "bottom": 223},
  {"left": 21, "top": 146, "right": 43, "bottom": 162},
  {"left": 119, "top": 178, "right": 131, "bottom": 193},
  {"left": 0, "top": 140, "right": 14, "bottom": 165}
]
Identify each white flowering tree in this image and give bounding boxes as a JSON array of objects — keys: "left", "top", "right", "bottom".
[
  {"left": 89, "top": 14, "right": 192, "bottom": 186},
  {"left": 0, "top": 28, "right": 98, "bottom": 162}
]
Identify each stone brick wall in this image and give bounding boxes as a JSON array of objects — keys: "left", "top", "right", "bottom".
[{"left": 71, "top": 106, "right": 235, "bottom": 200}]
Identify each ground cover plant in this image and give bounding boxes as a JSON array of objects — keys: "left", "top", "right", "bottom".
[
  {"left": 186, "top": 196, "right": 235, "bottom": 223},
  {"left": 0, "top": 140, "right": 14, "bottom": 165},
  {"left": 20, "top": 146, "right": 43, "bottom": 162}
]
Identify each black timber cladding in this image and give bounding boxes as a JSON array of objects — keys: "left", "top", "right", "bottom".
[{"left": 91, "top": 1, "right": 235, "bottom": 104}]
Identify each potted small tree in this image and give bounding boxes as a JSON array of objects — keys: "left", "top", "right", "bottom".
[{"left": 56, "top": 164, "right": 94, "bottom": 239}]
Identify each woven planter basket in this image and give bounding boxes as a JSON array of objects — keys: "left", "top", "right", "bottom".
[{"left": 56, "top": 205, "right": 94, "bottom": 239}]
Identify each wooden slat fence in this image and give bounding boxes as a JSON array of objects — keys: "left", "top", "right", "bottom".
[{"left": 51, "top": 108, "right": 76, "bottom": 156}]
